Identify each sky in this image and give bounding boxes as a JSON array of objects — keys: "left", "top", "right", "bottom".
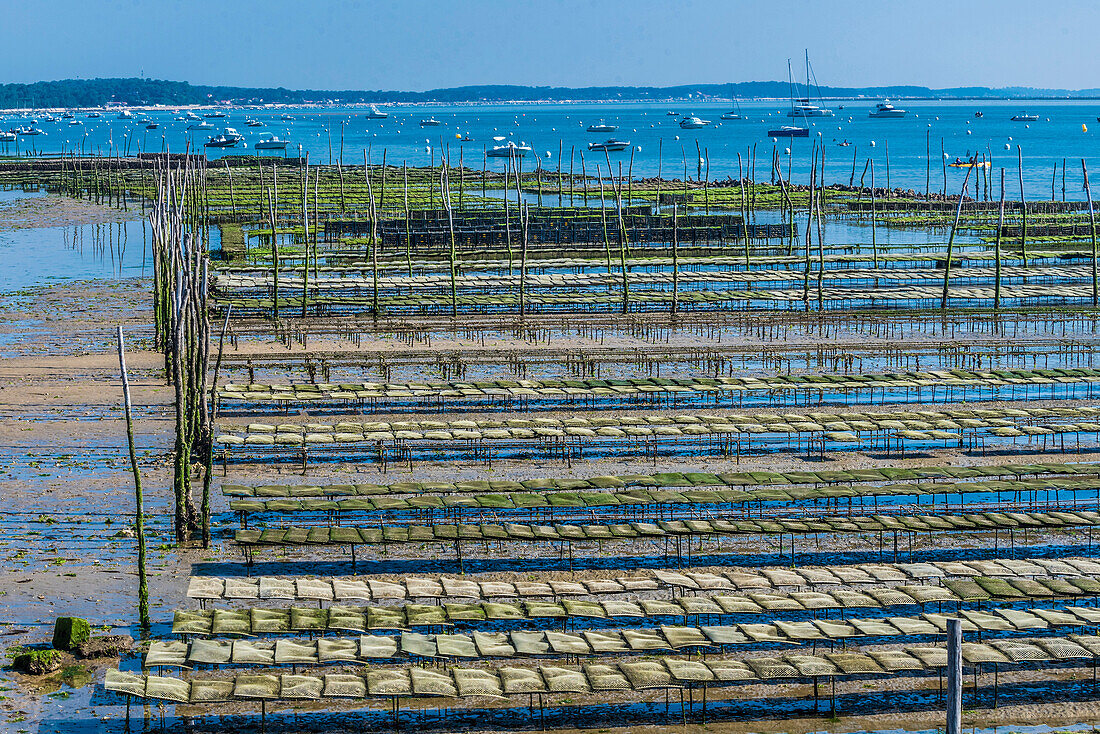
[{"left": 3, "top": 0, "right": 1099, "bottom": 91}]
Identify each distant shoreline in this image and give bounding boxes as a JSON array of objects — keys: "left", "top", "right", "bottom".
[{"left": 4, "top": 78, "right": 1100, "bottom": 110}]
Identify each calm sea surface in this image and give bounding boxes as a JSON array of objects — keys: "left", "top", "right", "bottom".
[{"left": 3, "top": 99, "right": 1100, "bottom": 196}]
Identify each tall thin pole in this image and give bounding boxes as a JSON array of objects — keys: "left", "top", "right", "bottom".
[
  {"left": 1017, "top": 145, "right": 1028, "bottom": 268},
  {"left": 946, "top": 618, "right": 963, "bottom": 734},
  {"left": 941, "top": 166, "right": 973, "bottom": 309},
  {"left": 117, "top": 326, "right": 149, "bottom": 631},
  {"left": 994, "top": 168, "right": 1005, "bottom": 309},
  {"left": 1084, "top": 161, "right": 1098, "bottom": 307}
]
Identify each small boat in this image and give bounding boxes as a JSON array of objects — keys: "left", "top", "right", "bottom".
[
  {"left": 679, "top": 116, "right": 709, "bottom": 129},
  {"left": 246, "top": 118, "right": 265, "bottom": 127},
  {"left": 420, "top": 118, "right": 442, "bottom": 127},
  {"left": 204, "top": 128, "right": 243, "bottom": 148},
  {"left": 60, "top": 111, "right": 74, "bottom": 120},
  {"left": 365, "top": 105, "right": 388, "bottom": 119},
  {"left": 69, "top": 120, "right": 82, "bottom": 126},
  {"left": 117, "top": 109, "right": 134, "bottom": 120},
  {"left": 586, "top": 121, "right": 617, "bottom": 133},
  {"left": 461, "top": 135, "right": 473, "bottom": 142},
  {"left": 666, "top": 110, "right": 678, "bottom": 116},
  {"left": 187, "top": 121, "right": 215, "bottom": 131},
  {"left": 86, "top": 111, "right": 101, "bottom": 119},
  {"left": 948, "top": 159, "right": 991, "bottom": 168},
  {"left": 485, "top": 141, "right": 531, "bottom": 158},
  {"left": 769, "top": 126, "right": 809, "bottom": 138},
  {"left": 204, "top": 110, "right": 227, "bottom": 118},
  {"left": 254, "top": 133, "right": 289, "bottom": 150},
  {"left": 0, "top": 131, "right": 16, "bottom": 142},
  {"left": 835, "top": 139, "right": 851, "bottom": 147},
  {"left": 588, "top": 138, "right": 631, "bottom": 152},
  {"left": 280, "top": 113, "right": 294, "bottom": 120},
  {"left": 974, "top": 111, "right": 984, "bottom": 118},
  {"left": 720, "top": 90, "right": 744, "bottom": 120},
  {"left": 185, "top": 111, "right": 202, "bottom": 120},
  {"left": 1011, "top": 113, "right": 1039, "bottom": 122},
  {"left": 868, "top": 100, "right": 906, "bottom": 118},
  {"left": 146, "top": 122, "right": 158, "bottom": 130}
]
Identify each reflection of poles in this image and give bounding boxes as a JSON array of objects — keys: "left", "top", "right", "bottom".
[{"left": 116, "top": 326, "right": 149, "bottom": 631}]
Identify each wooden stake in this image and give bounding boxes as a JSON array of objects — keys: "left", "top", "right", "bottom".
[
  {"left": 941, "top": 165, "right": 973, "bottom": 309},
  {"left": 117, "top": 326, "right": 149, "bottom": 630}
]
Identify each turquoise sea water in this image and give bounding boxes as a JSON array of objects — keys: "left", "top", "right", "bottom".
[{"left": 3, "top": 99, "right": 1099, "bottom": 194}]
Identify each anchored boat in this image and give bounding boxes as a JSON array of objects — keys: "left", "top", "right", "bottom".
[
  {"left": 869, "top": 100, "right": 907, "bottom": 118},
  {"left": 678, "top": 116, "right": 709, "bottom": 129},
  {"left": 586, "top": 121, "right": 617, "bottom": 133},
  {"left": 420, "top": 118, "right": 442, "bottom": 127},
  {"left": 786, "top": 52, "right": 835, "bottom": 118},
  {"left": 588, "top": 139, "right": 631, "bottom": 152},
  {"left": 1011, "top": 113, "right": 1039, "bottom": 122},
  {"left": 769, "top": 125, "right": 809, "bottom": 138},
  {"left": 485, "top": 141, "right": 531, "bottom": 158},
  {"left": 254, "top": 133, "right": 290, "bottom": 151},
  {"left": 366, "top": 105, "right": 388, "bottom": 119},
  {"left": 204, "top": 128, "right": 243, "bottom": 148}
]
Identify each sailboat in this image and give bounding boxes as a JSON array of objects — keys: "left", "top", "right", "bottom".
[
  {"left": 787, "top": 51, "right": 834, "bottom": 118},
  {"left": 720, "top": 89, "right": 744, "bottom": 120}
]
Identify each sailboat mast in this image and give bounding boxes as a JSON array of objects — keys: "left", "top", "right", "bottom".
[{"left": 805, "top": 49, "right": 811, "bottom": 101}]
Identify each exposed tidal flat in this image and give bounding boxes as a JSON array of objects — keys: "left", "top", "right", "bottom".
[{"left": 6, "top": 102, "right": 1100, "bottom": 734}]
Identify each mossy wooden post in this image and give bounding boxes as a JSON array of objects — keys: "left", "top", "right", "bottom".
[
  {"left": 313, "top": 166, "right": 320, "bottom": 280},
  {"left": 1062, "top": 157, "right": 1067, "bottom": 202},
  {"left": 598, "top": 174, "right": 612, "bottom": 278},
  {"left": 671, "top": 203, "right": 679, "bottom": 315},
  {"left": 380, "top": 149, "right": 388, "bottom": 217},
  {"left": 750, "top": 144, "right": 758, "bottom": 220},
  {"left": 816, "top": 145, "right": 826, "bottom": 310},
  {"left": 223, "top": 159, "right": 236, "bottom": 217},
  {"left": 1017, "top": 145, "right": 1028, "bottom": 268},
  {"left": 256, "top": 161, "right": 264, "bottom": 224},
  {"left": 201, "top": 308, "right": 230, "bottom": 550},
  {"left": 1084, "top": 161, "right": 1098, "bottom": 307},
  {"left": 941, "top": 138, "right": 947, "bottom": 196},
  {"left": 870, "top": 159, "right": 878, "bottom": 267},
  {"left": 655, "top": 139, "right": 663, "bottom": 212},
  {"left": 429, "top": 147, "right": 436, "bottom": 209},
  {"left": 703, "top": 148, "right": 710, "bottom": 215},
  {"left": 300, "top": 149, "right": 309, "bottom": 318},
  {"left": 849, "top": 144, "right": 857, "bottom": 187},
  {"left": 557, "top": 140, "right": 563, "bottom": 206},
  {"left": 737, "top": 152, "right": 749, "bottom": 265},
  {"left": 568, "top": 145, "right": 575, "bottom": 206},
  {"left": 519, "top": 201, "right": 529, "bottom": 316},
  {"left": 580, "top": 152, "right": 588, "bottom": 206},
  {"left": 456, "top": 146, "right": 462, "bottom": 209},
  {"left": 535, "top": 156, "right": 543, "bottom": 207},
  {"left": 627, "top": 147, "right": 635, "bottom": 208},
  {"left": 116, "top": 326, "right": 149, "bottom": 631},
  {"left": 268, "top": 185, "right": 280, "bottom": 321},
  {"left": 403, "top": 162, "right": 412, "bottom": 276},
  {"left": 994, "top": 168, "right": 1005, "bottom": 309},
  {"left": 802, "top": 141, "right": 817, "bottom": 308},
  {"left": 884, "top": 139, "right": 890, "bottom": 190},
  {"left": 338, "top": 121, "right": 346, "bottom": 213},
  {"left": 941, "top": 165, "right": 973, "bottom": 309},
  {"left": 364, "top": 151, "right": 379, "bottom": 317},
  {"left": 1051, "top": 161, "right": 1057, "bottom": 202},
  {"left": 609, "top": 154, "right": 630, "bottom": 314},
  {"left": 443, "top": 162, "right": 458, "bottom": 317}
]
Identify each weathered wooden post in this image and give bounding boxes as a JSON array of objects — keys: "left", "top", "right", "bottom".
[
  {"left": 947, "top": 618, "right": 962, "bottom": 734},
  {"left": 117, "top": 326, "right": 149, "bottom": 631}
]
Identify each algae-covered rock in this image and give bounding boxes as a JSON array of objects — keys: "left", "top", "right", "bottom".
[
  {"left": 13, "top": 649, "right": 62, "bottom": 675},
  {"left": 76, "top": 635, "right": 132, "bottom": 659},
  {"left": 51, "top": 617, "right": 91, "bottom": 651}
]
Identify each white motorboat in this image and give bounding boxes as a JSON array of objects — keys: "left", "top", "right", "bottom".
[
  {"left": 204, "top": 110, "right": 227, "bottom": 118},
  {"left": 485, "top": 140, "right": 531, "bottom": 158},
  {"left": 768, "top": 125, "right": 809, "bottom": 138},
  {"left": 145, "top": 122, "right": 158, "bottom": 130},
  {"left": 117, "top": 109, "right": 134, "bottom": 120},
  {"left": 420, "top": 118, "right": 442, "bottom": 127},
  {"left": 185, "top": 111, "right": 202, "bottom": 120},
  {"left": 588, "top": 138, "right": 631, "bottom": 152},
  {"left": 204, "top": 128, "right": 244, "bottom": 148},
  {"left": 60, "top": 111, "right": 75, "bottom": 120},
  {"left": 586, "top": 121, "right": 617, "bottom": 133},
  {"left": 86, "top": 111, "right": 102, "bottom": 118},
  {"left": 868, "top": 100, "right": 907, "bottom": 118},
  {"left": 786, "top": 51, "right": 835, "bottom": 117},
  {"left": 187, "top": 121, "right": 215, "bottom": 131},
  {"left": 365, "top": 105, "right": 388, "bottom": 119},
  {"left": 666, "top": 110, "right": 678, "bottom": 116},
  {"left": 0, "top": 131, "right": 16, "bottom": 142},
  {"left": 246, "top": 119, "right": 266, "bottom": 127},
  {"left": 16, "top": 126, "right": 45, "bottom": 136},
  {"left": 254, "top": 133, "right": 289, "bottom": 150},
  {"left": 1011, "top": 112, "right": 1039, "bottom": 122},
  {"left": 679, "top": 116, "right": 709, "bottom": 129},
  {"left": 280, "top": 113, "right": 294, "bottom": 120}
]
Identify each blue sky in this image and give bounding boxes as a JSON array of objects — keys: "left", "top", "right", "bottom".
[{"left": 3, "top": 0, "right": 1098, "bottom": 90}]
